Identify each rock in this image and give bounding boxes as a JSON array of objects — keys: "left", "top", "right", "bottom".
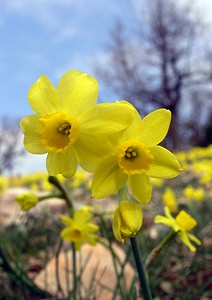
[
  {"left": 35, "top": 243, "right": 137, "bottom": 299},
  {"left": 0, "top": 188, "right": 66, "bottom": 226}
]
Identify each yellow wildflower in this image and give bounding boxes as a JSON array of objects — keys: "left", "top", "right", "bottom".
[
  {"left": 0, "top": 176, "right": 9, "bottom": 193},
  {"left": 92, "top": 106, "right": 181, "bottom": 204},
  {"left": 60, "top": 207, "right": 99, "bottom": 250},
  {"left": 112, "top": 201, "right": 143, "bottom": 244},
  {"left": 183, "top": 185, "right": 205, "bottom": 202},
  {"left": 15, "top": 192, "right": 39, "bottom": 211},
  {"left": 162, "top": 187, "right": 178, "bottom": 212},
  {"left": 20, "top": 70, "right": 134, "bottom": 177},
  {"left": 155, "top": 207, "right": 201, "bottom": 252}
]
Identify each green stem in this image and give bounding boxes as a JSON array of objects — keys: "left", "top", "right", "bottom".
[
  {"left": 118, "top": 185, "right": 130, "bottom": 201},
  {"left": 38, "top": 193, "right": 63, "bottom": 201},
  {"left": 0, "top": 246, "right": 51, "bottom": 298},
  {"left": 72, "top": 244, "right": 77, "bottom": 300},
  {"left": 145, "top": 230, "right": 177, "bottom": 270},
  {"left": 48, "top": 176, "right": 74, "bottom": 215},
  {"left": 130, "top": 237, "right": 152, "bottom": 300}
]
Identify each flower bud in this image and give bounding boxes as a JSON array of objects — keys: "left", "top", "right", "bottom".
[
  {"left": 112, "top": 201, "right": 143, "bottom": 243},
  {"left": 15, "top": 192, "right": 39, "bottom": 211}
]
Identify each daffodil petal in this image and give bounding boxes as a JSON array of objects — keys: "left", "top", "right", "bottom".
[
  {"left": 74, "top": 134, "right": 112, "bottom": 172},
  {"left": 179, "top": 231, "right": 196, "bottom": 252},
  {"left": 188, "top": 233, "right": 201, "bottom": 246},
  {"left": 141, "top": 109, "right": 171, "bottom": 146},
  {"left": 164, "top": 206, "right": 175, "bottom": 220},
  {"left": 57, "top": 70, "right": 98, "bottom": 116},
  {"left": 28, "top": 75, "right": 59, "bottom": 115},
  {"left": 20, "top": 115, "right": 47, "bottom": 154},
  {"left": 60, "top": 228, "right": 72, "bottom": 240},
  {"left": 147, "top": 146, "right": 181, "bottom": 178},
  {"left": 79, "top": 102, "right": 135, "bottom": 135},
  {"left": 76, "top": 102, "right": 136, "bottom": 171},
  {"left": 123, "top": 112, "right": 143, "bottom": 139},
  {"left": 154, "top": 215, "right": 174, "bottom": 227},
  {"left": 91, "top": 157, "right": 127, "bottom": 199},
  {"left": 120, "top": 202, "right": 143, "bottom": 230},
  {"left": 60, "top": 215, "right": 73, "bottom": 226},
  {"left": 84, "top": 234, "right": 97, "bottom": 245},
  {"left": 129, "top": 174, "right": 152, "bottom": 204},
  {"left": 86, "top": 223, "right": 99, "bottom": 233},
  {"left": 75, "top": 209, "right": 92, "bottom": 223},
  {"left": 46, "top": 148, "right": 77, "bottom": 177},
  {"left": 112, "top": 209, "right": 123, "bottom": 243}
]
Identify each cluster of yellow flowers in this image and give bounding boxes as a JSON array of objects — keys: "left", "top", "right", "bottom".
[
  {"left": 176, "top": 145, "right": 212, "bottom": 185},
  {"left": 0, "top": 176, "right": 9, "bottom": 193},
  {"left": 20, "top": 70, "right": 181, "bottom": 199},
  {"left": 18, "top": 70, "right": 202, "bottom": 251}
]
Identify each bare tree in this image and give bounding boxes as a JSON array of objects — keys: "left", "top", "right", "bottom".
[
  {"left": 94, "top": 0, "right": 212, "bottom": 149},
  {"left": 0, "top": 116, "right": 25, "bottom": 174}
]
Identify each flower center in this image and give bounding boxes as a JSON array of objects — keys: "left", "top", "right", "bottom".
[
  {"left": 117, "top": 140, "right": 154, "bottom": 175},
  {"left": 125, "top": 147, "right": 138, "bottom": 159},
  {"left": 71, "top": 228, "right": 82, "bottom": 240},
  {"left": 39, "top": 112, "right": 79, "bottom": 153},
  {"left": 58, "top": 122, "right": 71, "bottom": 135}
]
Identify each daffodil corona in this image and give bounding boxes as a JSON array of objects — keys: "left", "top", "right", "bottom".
[
  {"left": 92, "top": 105, "right": 182, "bottom": 204},
  {"left": 20, "top": 70, "right": 134, "bottom": 177}
]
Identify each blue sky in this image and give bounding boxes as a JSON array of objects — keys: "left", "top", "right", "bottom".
[
  {"left": 0, "top": 0, "right": 211, "bottom": 174},
  {"left": 1, "top": 0, "right": 211, "bottom": 119},
  {"left": 0, "top": 0, "right": 134, "bottom": 174},
  {"left": 0, "top": 0, "right": 133, "bottom": 119}
]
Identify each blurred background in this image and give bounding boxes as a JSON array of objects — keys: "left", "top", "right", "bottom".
[
  {"left": 0, "top": 2, "right": 211, "bottom": 299},
  {"left": 0, "top": 0, "right": 212, "bottom": 176}
]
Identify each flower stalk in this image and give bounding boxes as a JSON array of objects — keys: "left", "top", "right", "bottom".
[
  {"left": 145, "top": 229, "right": 177, "bottom": 269},
  {"left": 130, "top": 237, "right": 152, "bottom": 300},
  {"left": 48, "top": 175, "right": 74, "bottom": 215}
]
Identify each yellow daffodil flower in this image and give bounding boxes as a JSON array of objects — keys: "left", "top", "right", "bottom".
[
  {"left": 15, "top": 192, "right": 39, "bottom": 211},
  {"left": 60, "top": 208, "right": 99, "bottom": 250},
  {"left": 20, "top": 70, "right": 134, "bottom": 177},
  {"left": 162, "top": 187, "right": 178, "bottom": 212},
  {"left": 183, "top": 185, "right": 205, "bottom": 202},
  {"left": 0, "top": 176, "right": 9, "bottom": 193},
  {"left": 112, "top": 201, "right": 143, "bottom": 244},
  {"left": 155, "top": 206, "right": 201, "bottom": 252},
  {"left": 92, "top": 106, "right": 181, "bottom": 204}
]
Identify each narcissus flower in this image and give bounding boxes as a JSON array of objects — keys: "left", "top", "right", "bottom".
[
  {"left": 155, "top": 206, "right": 201, "bottom": 252},
  {"left": 60, "top": 208, "right": 99, "bottom": 250},
  {"left": 112, "top": 201, "right": 143, "bottom": 244},
  {"left": 20, "top": 70, "right": 134, "bottom": 177},
  {"left": 92, "top": 106, "right": 182, "bottom": 204},
  {"left": 162, "top": 187, "right": 178, "bottom": 212},
  {"left": 183, "top": 185, "right": 205, "bottom": 202},
  {"left": 15, "top": 192, "right": 39, "bottom": 211}
]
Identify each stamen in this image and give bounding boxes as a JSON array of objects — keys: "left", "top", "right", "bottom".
[
  {"left": 39, "top": 112, "right": 79, "bottom": 153},
  {"left": 125, "top": 147, "right": 138, "bottom": 159},
  {"left": 58, "top": 122, "right": 71, "bottom": 136}
]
